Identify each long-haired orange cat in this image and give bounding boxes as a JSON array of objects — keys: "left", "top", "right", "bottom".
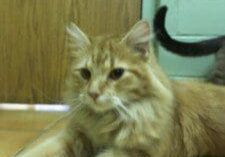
[{"left": 18, "top": 19, "right": 225, "bottom": 157}]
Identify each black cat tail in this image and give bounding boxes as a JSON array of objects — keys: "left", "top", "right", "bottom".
[{"left": 153, "top": 6, "right": 225, "bottom": 57}]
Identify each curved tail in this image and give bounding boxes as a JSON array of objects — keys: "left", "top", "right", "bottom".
[{"left": 153, "top": 6, "right": 225, "bottom": 57}]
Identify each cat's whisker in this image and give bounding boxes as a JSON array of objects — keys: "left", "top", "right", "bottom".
[
  {"left": 66, "top": 93, "right": 85, "bottom": 104},
  {"left": 117, "top": 103, "right": 132, "bottom": 120},
  {"left": 113, "top": 105, "right": 127, "bottom": 120},
  {"left": 111, "top": 96, "right": 133, "bottom": 120},
  {"left": 69, "top": 102, "right": 83, "bottom": 114}
]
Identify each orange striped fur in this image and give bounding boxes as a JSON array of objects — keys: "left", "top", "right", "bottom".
[{"left": 18, "top": 22, "right": 225, "bottom": 157}]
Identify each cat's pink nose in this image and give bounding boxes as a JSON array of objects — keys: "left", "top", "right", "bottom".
[{"left": 88, "top": 92, "right": 100, "bottom": 101}]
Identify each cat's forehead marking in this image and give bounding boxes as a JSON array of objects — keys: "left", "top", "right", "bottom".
[
  {"left": 114, "top": 60, "right": 129, "bottom": 69},
  {"left": 88, "top": 38, "right": 116, "bottom": 69},
  {"left": 85, "top": 37, "right": 130, "bottom": 72}
]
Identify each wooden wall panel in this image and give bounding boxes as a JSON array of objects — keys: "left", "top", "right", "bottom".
[
  {"left": 71, "top": 0, "right": 141, "bottom": 36},
  {"left": 0, "top": 0, "right": 141, "bottom": 103}
]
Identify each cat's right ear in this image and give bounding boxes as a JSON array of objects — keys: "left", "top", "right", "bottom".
[
  {"left": 121, "top": 21, "right": 150, "bottom": 57},
  {"left": 66, "top": 23, "right": 90, "bottom": 51}
]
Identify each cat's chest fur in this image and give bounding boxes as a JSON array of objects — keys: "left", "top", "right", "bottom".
[
  {"left": 70, "top": 108, "right": 122, "bottom": 146},
  {"left": 69, "top": 106, "right": 155, "bottom": 151}
]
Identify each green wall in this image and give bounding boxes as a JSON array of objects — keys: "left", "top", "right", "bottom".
[{"left": 142, "top": 0, "right": 225, "bottom": 78}]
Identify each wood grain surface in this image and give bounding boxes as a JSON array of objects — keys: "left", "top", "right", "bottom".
[
  {"left": 0, "top": 0, "right": 141, "bottom": 103},
  {"left": 0, "top": 109, "right": 65, "bottom": 157}
]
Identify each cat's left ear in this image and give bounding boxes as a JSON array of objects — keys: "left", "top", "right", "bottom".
[
  {"left": 121, "top": 21, "right": 150, "bottom": 56},
  {"left": 66, "top": 22, "right": 90, "bottom": 51}
]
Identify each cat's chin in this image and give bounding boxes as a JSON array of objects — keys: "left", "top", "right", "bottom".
[
  {"left": 89, "top": 103, "right": 114, "bottom": 113},
  {"left": 82, "top": 96, "right": 117, "bottom": 113},
  {"left": 87, "top": 101, "right": 115, "bottom": 113}
]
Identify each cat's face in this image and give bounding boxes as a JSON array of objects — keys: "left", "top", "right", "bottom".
[{"left": 66, "top": 22, "right": 152, "bottom": 113}]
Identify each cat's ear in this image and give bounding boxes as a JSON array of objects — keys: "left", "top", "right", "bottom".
[
  {"left": 121, "top": 21, "right": 150, "bottom": 56},
  {"left": 66, "top": 22, "right": 90, "bottom": 51}
]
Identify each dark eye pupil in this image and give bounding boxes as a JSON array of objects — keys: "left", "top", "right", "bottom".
[
  {"left": 80, "top": 68, "right": 91, "bottom": 80},
  {"left": 109, "top": 68, "right": 124, "bottom": 80}
]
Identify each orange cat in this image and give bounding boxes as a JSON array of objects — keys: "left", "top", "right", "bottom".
[{"left": 18, "top": 21, "right": 225, "bottom": 157}]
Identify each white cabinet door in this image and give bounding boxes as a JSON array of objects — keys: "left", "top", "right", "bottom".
[{"left": 142, "top": 0, "right": 225, "bottom": 78}]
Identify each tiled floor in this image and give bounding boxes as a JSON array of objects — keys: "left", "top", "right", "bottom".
[{"left": 0, "top": 109, "right": 67, "bottom": 157}]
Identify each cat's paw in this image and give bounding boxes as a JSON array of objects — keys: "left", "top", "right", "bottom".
[
  {"left": 17, "top": 148, "right": 67, "bottom": 157},
  {"left": 95, "top": 149, "right": 129, "bottom": 157},
  {"left": 16, "top": 135, "right": 68, "bottom": 157}
]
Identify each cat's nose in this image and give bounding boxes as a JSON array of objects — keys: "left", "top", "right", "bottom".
[{"left": 88, "top": 92, "right": 100, "bottom": 101}]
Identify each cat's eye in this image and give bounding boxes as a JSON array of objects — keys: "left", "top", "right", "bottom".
[
  {"left": 109, "top": 68, "right": 124, "bottom": 80},
  {"left": 80, "top": 68, "right": 91, "bottom": 80}
]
